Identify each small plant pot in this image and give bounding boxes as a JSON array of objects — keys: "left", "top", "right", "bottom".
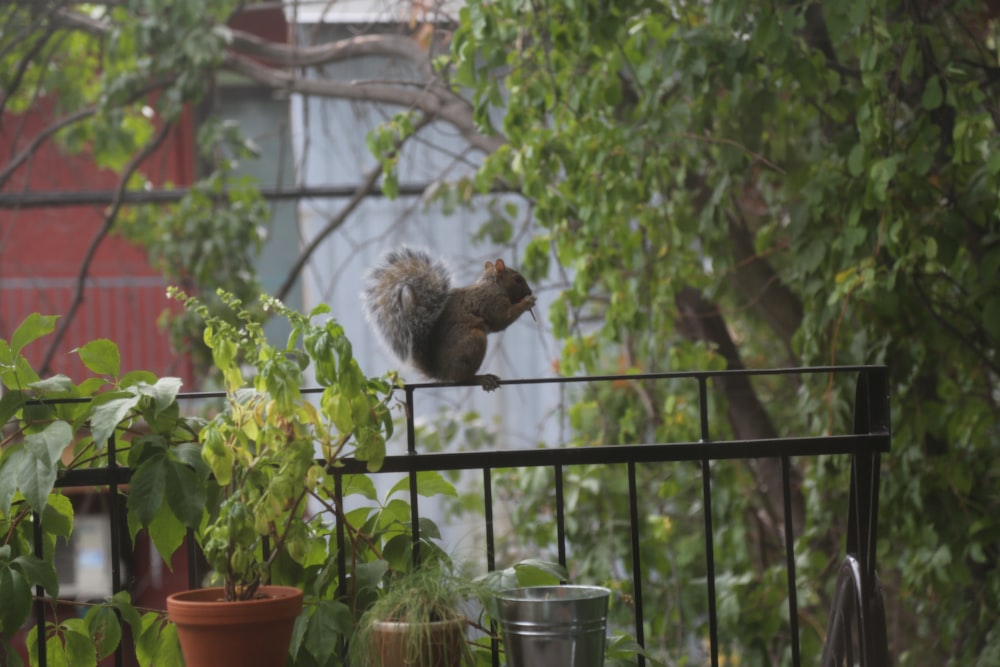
[
  {"left": 370, "top": 617, "right": 469, "bottom": 667},
  {"left": 495, "top": 585, "right": 610, "bottom": 667},
  {"left": 166, "top": 585, "right": 304, "bottom": 667}
]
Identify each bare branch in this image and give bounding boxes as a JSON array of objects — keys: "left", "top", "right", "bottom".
[
  {"left": 0, "top": 106, "right": 95, "bottom": 191},
  {"left": 40, "top": 120, "right": 175, "bottom": 374},
  {"left": 275, "top": 115, "right": 435, "bottom": 302},
  {"left": 47, "top": 5, "right": 505, "bottom": 154},
  {"left": 229, "top": 30, "right": 430, "bottom": 69},
  {"left": 276, "top": 161, "right": 383, "bottom": 303},
  {"left": 222, "top": 52, "right": 504, "bottom": 154}
]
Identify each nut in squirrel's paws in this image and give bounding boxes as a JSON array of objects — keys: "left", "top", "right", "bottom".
[{"left": 523, "top": 294, "right": 538, "bottom": 321}]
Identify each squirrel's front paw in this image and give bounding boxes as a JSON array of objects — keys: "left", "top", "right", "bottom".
[{"left": 477, "top": 374, "right": 502, "bottom": 392}]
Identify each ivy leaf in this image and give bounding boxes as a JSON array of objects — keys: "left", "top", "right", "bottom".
[
  {"left": 74, "top": 339, "right": 121, "bottom": 378},
  {"left": 61, "top": 617, "right": 98, "bottom": 667},
  {"left": 27, "top": 375, "right": 75, "bottom": 394},
  {"left": 0, "top": 449, "right": 23, "bottom": 514},
  {"left": 12, "top": 554, "right": 59, "bottom": 598},
  {"left": 0, "top": 389, "right": 26, "bottom": 427},
  {"left": 18, "top": 421, "right": 73, "bottom": 512},
  {"left": 303, "top": 600, "right": 352, "bottom": 663},
  {"left": 982, "top": 296, "right": 1000, "bottom": 339},
  {"left": 165, "top": 458, "right": 206, "bottom": 527},
  {"left": 128, "top": 453, "right": 167, "bottom": 527},
  {"left": 340, "top": 473, "right": 378, "bottom": 500},
  {"left": 0, "top": 566, "right": 31, "bottom": 634},
  {"left": 136, "top": 377, "right": 183, "bottom": 416},
  {"left": 921, "top": 75, "right": 943, "bottom": 110},
  {"left": 86, "top": 605, "right": 123, "bottom": 660},
  {"left": 147, "top": 497, "right": 186, "bottom": 563},
  {"left": 89, "top": 393, "right": 141, "bottom": 449},
  {"left": 388, "top": 471, "right": 457, "bottom": 499},
  {"left": 106, "top": 591, "right": 143, "bottom": 632},
  {"left": 10, "top": 314, "right": 59, "bottom": 356},
  {"left": 42, "top": 493, "right": 75, "bottom": 539}
]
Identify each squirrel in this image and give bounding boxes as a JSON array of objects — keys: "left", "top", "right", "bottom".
[{"left": 363, "top": 247, "right": 537, "bottom": 391}]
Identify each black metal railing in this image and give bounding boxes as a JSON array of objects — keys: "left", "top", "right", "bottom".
[{"left": 37, "top": 365, "right": 891, "bottom": 667}]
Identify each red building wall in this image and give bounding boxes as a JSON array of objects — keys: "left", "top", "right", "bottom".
[{"left": 0, "top": 99, "right": 196, "bottom": 385}]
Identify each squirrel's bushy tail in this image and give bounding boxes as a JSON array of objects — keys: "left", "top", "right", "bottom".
[{"left": 362, "top": 247, "right": 452, "bottom": 362}]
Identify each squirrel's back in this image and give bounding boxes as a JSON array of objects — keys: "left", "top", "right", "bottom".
[{"left": 362, "top": 247, "right": 452, "bottom": 362}]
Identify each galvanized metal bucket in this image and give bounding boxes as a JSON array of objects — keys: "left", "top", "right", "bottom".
[{"left": 495, "top": 585, "right": 611, "bottom": 667}]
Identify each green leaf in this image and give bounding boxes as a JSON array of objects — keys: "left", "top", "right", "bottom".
[
  {"left": 0, "top": 565, "right": 31, "bottom": 634},
  {"left": 147, "top": 497, "right": 186, "bottom": 563},
  {"left": 847, "top": 143, "right": 865, "bottom": 177},
  {"left": 12, "top": 554, "right": 59, "bottom": 598},
  {"left": 200, "top": 423, "right": 233, "bottom": 486},
  {"left": 128, "top": 454, "right": 167, "bottom": 527},
  {"left": 89, "top": 393, "right": 141, "bottom": 449},
  {"left": 0, "top": 389, "right": 26, "bottom": 427},
  {"left": 42, "top": 493, "right": 75, "bottom": 538},
  {"left": 921, "top": 75, "right": 943, "bottom": 110},
  {"left": 387, "top": 471, "right": 458, "bottom": 499},
  {"left": 107, "top": 591, "right": 143, "bottom": 632},
  {"left": 512, "top": 558, "right": 567, "bottom": 586},
  {"left": 165, "top": 458, "right": 206, "bottom": 527},
  {"left": 0, "top": 637, "right": 25, "bottom": 667},
  {"left": 18, "top": 421, "right": 73, "bottom": 512},
  {"left": 340, "top": 473, "right": 378, "bottom": 500},
  {"left": 119, "top": 370, "right": 159, "bottom": 388},
  {"left": 27, "top": 375, "right": 75, "bottom": 394},
  {"left": 10, "top": 314, "right": 59, "bottom": 356},
  {"left": 982, "top": 296, "right": 1000, "bottom": 339},
  {"left": 61, "top": 617, "right": 98, "bottom": 667},
  {"left": 136, "top": 377, "right": 183, "bottom": 415},
  {"left": 86, "top": 605, "right": 123, "bottom": 660},
  {"left": 75, "top": 339, "right": 121, "bottom": 378},
  {"left": 134, "top": 612, "right": 166, "bottom": 666},
  {"left": 302, "top": 600, "right": 353, "bottom": 663},
  {"left": 869, "top": 155, "right": 900, "bottom": 201},
  {"left": 171, "top": 442, "right": 211, "bottom": 480},
  {"left": 151, "top": 620, "right": 182, "bottom": 666},
  {"left": 0, "top": 450, "right": 22, "bottom": 514}
]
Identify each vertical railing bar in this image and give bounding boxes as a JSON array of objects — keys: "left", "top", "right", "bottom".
[
  {"left": 107, "top": 432, "right": 124, "bottom": 667},
  {"left": 186, "top": 528, "right": 199, "bottom": 590},
  {"left": 405, "top": 385, "right": 420, "bottom": 565},
  {"left": 483, "top": 468, "right": 496, "bottom": 573},
  {"left": 334, "top": 473, "right": 347, "bottom": 595},
  {"left": 554, "top": 464, "right": 566, "bottom": 571},
  {"left": 33, "top": 511, "right": 47, "bottom": 667},
  {"left": 483, "top": 468, "right": 500, "bottom": 667},
  {"left": 698, "top": 376, "right": 719, "bottom": 667},
  {"left": 780, "top": 454, "right": 802, "bottom": 667},
  {"left": 334, "top": 472, "right": 349, "bottom": 662},
  {"left": 627, "top": 461, "right": 646, "bottom": 667}
]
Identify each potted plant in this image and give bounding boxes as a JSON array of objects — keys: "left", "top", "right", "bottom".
[
  {"left": 350, "top": 559, "right": 486, "bottom": 667},
  {"left": 350, "top": 555, "right": 569, "bottom": 667},
  {"left": 164, "top": 289, "right": 395, "bottom": 667}
]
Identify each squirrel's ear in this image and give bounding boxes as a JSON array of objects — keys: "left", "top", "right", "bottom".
[{"left": 494, "top": 259, "right": 507, "bottom": 271}]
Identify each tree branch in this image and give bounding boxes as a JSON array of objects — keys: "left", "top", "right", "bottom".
[
  {"left": 674, "top": 285, "right": 804, "bottom": 551},
  {"left": 726, "top": 210, "right": 803, "bottom": 360},
  {"left": 221, "top": 52, "right": 503, "bottom": 155},
  {"left": 49, "top": 5, "right": 504, "bottom": 154},
  {"left": 40, "top": 120, "right": 174, "bottom": 374},
  {"left": 274, "top": 115, "right": 434, "bottom": 302},
  {"left": 229, "top": 30, "right": 431, "bottom": 70}
]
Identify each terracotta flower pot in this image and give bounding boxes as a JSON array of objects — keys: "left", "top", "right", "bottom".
[
  {"left": 166, "top": 585, "right": 304, "bottom": 667},
  {"left": 370, "top": 617, "right": 469, "bottom": 667}
]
